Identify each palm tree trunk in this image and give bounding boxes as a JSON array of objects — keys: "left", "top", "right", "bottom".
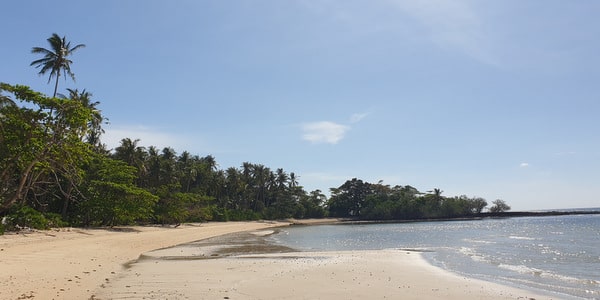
[{"left": 53, "top": 73, "right": 60, "bottom": 98}]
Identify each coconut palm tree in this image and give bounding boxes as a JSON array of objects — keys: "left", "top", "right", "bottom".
[
  {"left": 289, "top": 172, "right": 298, "bottom": 189},
  {"left": 60, "top": 89, "right": 105, "bottom": 148},
  {"left": 30, "top": 33, "right": 85, "bottom": 97},
  {"left": 275, "top": 168, "right": 289, "bottom": 190},
  {"left": 114, "top": 138, "right": 147, "bottom": 172}
]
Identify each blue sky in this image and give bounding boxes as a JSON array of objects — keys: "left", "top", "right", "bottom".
[{"left": 2, "top": 1, "right": 599, "bottom": 210}]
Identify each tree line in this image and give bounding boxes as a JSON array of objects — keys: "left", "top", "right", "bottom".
[
  {"left": 327, "top": 178, "right": 510, "bottom": 220},
  {"left": 0, "top": 80, "right": 328, "bottom": 229},
  {"left": 0, "top": 34, "right": 508, "bottom": 233}
]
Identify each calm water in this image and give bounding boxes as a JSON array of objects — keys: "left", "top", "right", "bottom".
[{"left": 270, "top": 214, "right": 600, "bottom": 299}]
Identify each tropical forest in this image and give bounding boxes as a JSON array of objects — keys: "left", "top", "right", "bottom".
[{"left": 0, "top": 34, "right": 511, "bottom": 234}]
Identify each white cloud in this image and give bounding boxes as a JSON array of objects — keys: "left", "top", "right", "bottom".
[
  {"left": 301, "top": 121, "right": 350, "bottom": 144},
  {"left": 519, "top": 162, "right": 530, "bottom": 168}
]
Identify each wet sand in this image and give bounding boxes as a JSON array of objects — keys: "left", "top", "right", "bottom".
[{"left": 94, "top": 229, "right": 559, "bottom": 300}]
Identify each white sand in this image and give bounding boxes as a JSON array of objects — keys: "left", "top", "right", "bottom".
[{"left": 0, "top": 221, "right": 286, "bottom": 300}]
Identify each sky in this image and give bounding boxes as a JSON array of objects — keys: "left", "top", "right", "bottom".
[{"left": 2, "top": 0, "right": 599, "bottom": 211}]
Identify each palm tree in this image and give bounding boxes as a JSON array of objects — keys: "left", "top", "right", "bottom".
[
  {"left": 289, "top": 172, "right": 298, "bottom": 188},
  {"left": 31, "top": 33, "right": 86, "bottom": 97},
  {"left": 159, "top": 147, "right": 178, "bottom": 185},
  {"left": 275, "top": 168, "right": 289, "bottom": 190},
  {"left": 200, "top": 155, "right": 218, "bottom": 172},
  {"left": 177, "top": 151, "right": 201, "bottom": 193},
  {"left": 145, "top": 146, "right": 161, "bottom": 188},
  {"left": 60, "top": 89, "right": 106, "bottom": 148},
  {"left": 113, "top": 138, "right": 147, "bottom": 181}
]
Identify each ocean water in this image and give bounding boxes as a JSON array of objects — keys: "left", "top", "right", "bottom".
[{"left": 270, "top": 214, "right": 600, "bottom": 299}]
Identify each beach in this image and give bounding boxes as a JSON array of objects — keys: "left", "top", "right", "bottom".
[
  {"left": 0, "top": 221, "right": 286, "bottom": 300},
  {"left": 1, "top": 222, "right": 558, "bottom": 300}
]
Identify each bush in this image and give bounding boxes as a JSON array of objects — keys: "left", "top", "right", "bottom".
[
  {"left": 0, "top": 206, "right": 67, "bottom": 232},
  {"left": 226, "top": 209, "right": 262, "bottom": 221},
  {"left": 44, "top": 212, "right": 68, "bottom": 228},
  {"left": 8, "top": 206, "right": 51, "bottom": 230},
  {"left": 210, "top": 206, "right": 229, "bottom": 222}
]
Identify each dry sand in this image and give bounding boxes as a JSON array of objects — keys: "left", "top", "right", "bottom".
[
  {"left": 1, "top": 221, "right": 561, "bottom": 300},
  {"left": 0, "top": 221, "right": 286, "bottom": 300}
]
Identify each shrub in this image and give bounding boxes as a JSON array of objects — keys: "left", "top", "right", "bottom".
[
  {"left": 44, "top": 212, "right": 68, "bottom": 228},
  {"left": 8, "top": 206, "right": 51, "bottom": 230}
]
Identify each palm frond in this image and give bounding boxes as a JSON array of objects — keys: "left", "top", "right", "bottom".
[
  {"left": 30, "top": 57, "right": 51, "bottom": 67},
  {"left": 31, "top": 33, "right": 85, "bottom": 95},
  {"left": 30, "top": 47, "right": 54, "bottom": 55},
  {"left": 70, "top": 43, "right": 86, "bottom": 52}
]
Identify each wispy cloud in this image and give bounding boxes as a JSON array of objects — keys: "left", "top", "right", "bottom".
[
  {"left": 519, "top": 162, "right": 530, "bottom": 168},
  {"left": 298, "top": 0, "right": 498, "bottom": 66},
  {"left": 300, "top": 111, "right": 371, "bottom": 145},
  {"left": 389, "top": 0, "right": 499, "bottom": 66},
  {"left": 554, "top": 151, "right": 577, "bottom": 156},
  {"left": 350, "top": 112, "right": 369, "bottom": 123},
  {"left": 301, "top": 121, "right": 350, "bottom": 145}
]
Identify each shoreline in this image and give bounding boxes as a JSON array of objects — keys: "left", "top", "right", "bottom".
[
  {"left": 96, "top": 227, "right": 559, "bottom": 300},
  {"left": 1, "top": 220, "right": 563, "bottom": 300}
]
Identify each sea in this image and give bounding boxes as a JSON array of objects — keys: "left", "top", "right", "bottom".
[{"left": 269, "top": 212, "right": 600, "bottom": 299}]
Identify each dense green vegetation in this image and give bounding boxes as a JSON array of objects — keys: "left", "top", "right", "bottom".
[
  {"left": 0, "top": 34, "right": 508, "bottom": 232},
  {"left": 327, "top": 178, "right": 507, "bottom": 220}
]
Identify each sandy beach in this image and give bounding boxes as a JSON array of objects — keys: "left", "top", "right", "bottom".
[
  {"left": 1, "top": 221, "right": 559, "bottom": 300},
  {"left": 0, "top": 221, "right": 286, "bottom": 300}
]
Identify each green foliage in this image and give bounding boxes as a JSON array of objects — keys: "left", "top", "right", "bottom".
[
  {"left": 224, "top": 209, "right": 262, "bottom": 221},
  {"left": 2, "top": 37, "right": 514, "bottom": 228},
  {"left": 210, "top": 206, "right": 229, "bottom": 222},
  {"left": 44, "top": 212, "right": 69, "bottom": 228},
  {"left": 0, "top": 81, "right": 502, "bottom": 225},
  {"left": 76, "top": 155, "right": 158, "bottom": 226},
  {"left": 0, "top": 83, "right": 95, "bottom": 216},
  {"left": 14, "top": 206, "right": 48, "bottom": 229},
  {"left": 154, "top": 186, "right": 191, "bottom": 224},
  {"left": 298, "top": 190, "right": 328, "bottom": 218},
  {"left": 328, "top": 178, "right": 372, "bottom": 217},
  {"left": 155, "top": 190, "right": 214, "bottom": 224},
  {"left": 89, "top": 181, "right": 157, "bottom": 225},
  {"left": 328, "top": 179, "right": 498, "bottom": 221},
  {"left": 30, "top": 33, "right": 85, "bottom": 97},
  {"left": 3, "top": 205, "right": 66, "bottom": 230}
]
